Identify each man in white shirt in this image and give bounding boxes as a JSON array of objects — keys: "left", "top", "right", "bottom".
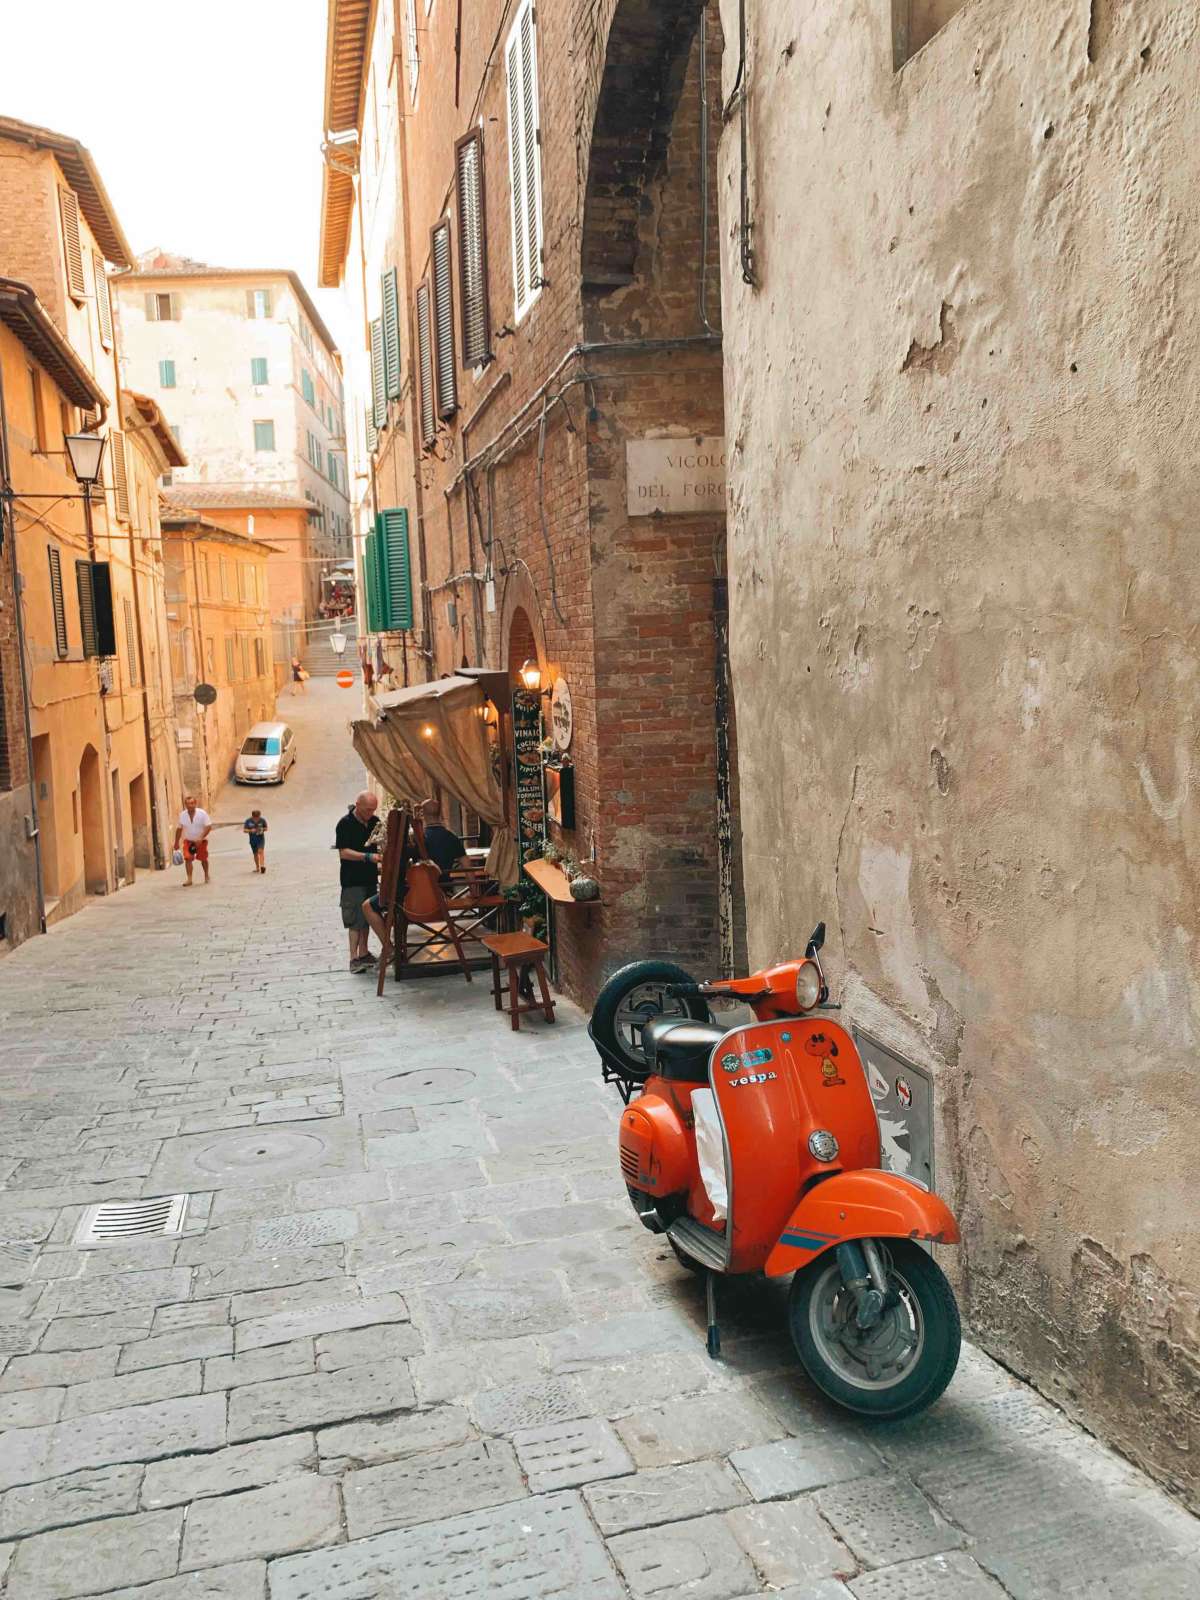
[{"left": 173, "top": 796, "right": 213, "bottom": 886}]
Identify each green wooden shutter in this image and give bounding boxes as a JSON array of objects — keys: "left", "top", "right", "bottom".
[
  {"left": 251, "top": 357, "right": 268, "bottom": 385},
  {"left": 370, "top": 317, "right": 386, "bottom": 428},
  {"left": 382, "top": 267, "right": 401, "bottom": 399},
  {"left": 302, "top": 369, "right": 315, "bottom": 407},
  {"left": 379, "top": 507, "right": 413, "bottom": 631},
  {"left": 159, "top": 359, "right": 176, "bottom": 388},
  {"left": 363, "top": 523, "right": 382, "bottom": 632}
]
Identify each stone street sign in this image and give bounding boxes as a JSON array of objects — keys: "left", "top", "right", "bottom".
[{"left": 626, "top": 436, "right": 727, "bottom": 516}]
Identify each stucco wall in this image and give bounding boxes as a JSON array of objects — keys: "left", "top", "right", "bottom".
[{"left": 719, "top": 0, "right": 1199, "bottom": 1504}]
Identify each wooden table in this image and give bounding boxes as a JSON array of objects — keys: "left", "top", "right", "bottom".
[{"left": 479, "top": 932, "right": 556, "bottom": 1031}]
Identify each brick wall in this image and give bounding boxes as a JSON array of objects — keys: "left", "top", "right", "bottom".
[{"left": 369, "top": 0, "right": 737, "bottom": 1001}]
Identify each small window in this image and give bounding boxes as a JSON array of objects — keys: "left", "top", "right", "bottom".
[
  {"left": 431, "top": 221, "right": 457, "bottom": 419},
  {"left": 159, "top": 359, "right": 176, "bottom": 389},
  {"left": 27, "top": 364, "right": 47, "bottom": 453},
  {"left": 381, "top": 267, "right": 402, "bottom": 399},
  {"left": 247, "top": 289, "right": 272, "bottom": 319},
  {"left": 300, "top": 320, "right": 314, "bottom": 353},
  {"left": 94, "top": 254, "right": 114, "bottom": 349},
  {"left": 200, "top": 553, "right": 210, "bottom": 597},
  {"left": 220, "top": 556, "right": 230, "bottom": 599},
  {"left": 241, "top": 636, "right": 250, "bottom": 681},
  {"left": 416, "top": 281, "right": 435, "bottom": 445},
  {"left": 892, "top": 0, "right": 972, "bottom": 67},
  {"left": 254, "top": 638, "right": 266, "bottom": 677},
  {"left": 48, "top": 546, "right": 68, "bottom": 658},
  {"left": 225, "top": 637, "right": 236, "bottom": 680},
  {"left": 301, "top": 369, "right": 316, "bottom": 407},
  {"left": 251, "top": 357, "right": 269, "bottom": 386},
  {"left": 123, "top": 597, "right": 139, "bottom": 686},
  {"left": 109, "top": 431, "right": 131, "bottom": 522},
  {"left": 456, "top": 131, "right": 491, "bottom": 368},
  {"left": 505, "top": 0, "right": 544, "bottom": 322},
  {"left": 146, "top": 291, "right": 177, "bottom": 322},
  {"left": 59, "top": 189, "right": 86, "bottom": 301},
  {"left": 254, "top": 419, "right": 275, "bottom": 451}
]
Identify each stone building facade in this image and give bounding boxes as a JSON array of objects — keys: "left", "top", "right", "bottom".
[
  {"left": 0, "top": 119, "right": 185, "bottom": 944},
  {"left": 717, "top": 0, "right": 1200, "bottom": 1507},
  {"left": 319, "top": 0, "right": 744, "bottom": 999}
]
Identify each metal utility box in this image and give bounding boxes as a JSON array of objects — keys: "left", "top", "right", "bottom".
[{"left": 852, "top": 1028, "right": 935, "bottom": 1191}]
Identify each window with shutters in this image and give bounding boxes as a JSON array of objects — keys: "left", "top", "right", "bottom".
[
  {"left": 76, "top": 561, "right": 97, "bottom": 657},
  {"left": 379, "top": 508, "right": 414, "bottom": 630},
  {"left": 241, "top": 636, "right": 250, "bottom": 680},
  {"left": 405, "top": 0, "right": 420, "bottom": 102},
  {"left": 110, "top": 432, "right": 131, "bottom": 522},
  {"left": 369, "top": 317, "right": 386, "bottom": 429},
  {"left": 58, "top": 188, "right": 86, "bottom": 301},
  {"left": 200, "top": 553, "right": 210, "bottom": 597},
  {"left": 123, "top": 598, "right": 139, "bottom": 686},
  {"left": 225, "top": 637, "right": 236, "bottom": 680},
  {"left": 300, "top": 320, "right": 314, "bottom": 354},
  {"left": 247, "top": 289, "right": 272, "bottom": 319},
  {"left": 27, "top": 364, "right": 47, "bottom": 453},
  {"left": 94, "top": 254, "right": 114, "bottom": 348},
  {"left": 456, "top": 131, "right": 491, "bottom": 369},
  {"left": 415, "top": 282, "right": 435, "bottom": 446},
  {"left": 48, "top": 547, "right": 68, "bottom": 658},
  {"left": 159, "top": 360, "right": 176, "bottom": 389},
  {"left": 145, "top": 292, "right": 178, "bottom": 322},
  {"left": 301, "top": 369, "right": 316, "bottom": 408},
  {"left": 251, "top": 357, "right": 269, "bottom": 386},
  {"left": 220, "top": 557, "right": 230, "bottom": 599},
  {"left": 254, "top": 637, "right": 266, "bottom": 677},
  {"left": 253, "top": 419, "right": 275, "bottom": 451},
  {"left": 381, "top": 268, "right": 402, "bottom": 399},
  {"left": 505, "top": 0, "right": 544, "bottom": 323},
  {"left": 430, "top": 221, "right": 457, "bottom": 419}
]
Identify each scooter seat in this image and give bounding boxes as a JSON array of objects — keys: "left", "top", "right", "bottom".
[{"left": 643, "top": 1018, "right": 725, "bottom": 1082}]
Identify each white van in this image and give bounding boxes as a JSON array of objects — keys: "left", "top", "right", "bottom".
[{"left": 234, "top": 722, "right": 296, "bottom": 785}]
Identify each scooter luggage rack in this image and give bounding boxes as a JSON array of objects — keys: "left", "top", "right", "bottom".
[{"left": 587, "top": 1020, "right": 647, "bottom": 1104}]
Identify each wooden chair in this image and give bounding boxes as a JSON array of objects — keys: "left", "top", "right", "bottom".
[
  {"left": 374, "top": 810, "right": 505, "bottom": 990},
  {"left": 481, "top": 932, "right": 555, "bottom": 1030}
]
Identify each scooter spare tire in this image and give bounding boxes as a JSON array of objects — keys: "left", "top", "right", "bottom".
[
  {"left": 591, "top": 959, "right": 710, "bottom": 1079},
  {"left": 788, "top": 1239, "right": 961, "bottom": 1420}
]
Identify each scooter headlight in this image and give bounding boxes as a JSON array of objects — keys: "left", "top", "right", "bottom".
[
  {"left": 808, "top": 1130, "right": 839, "bottom": 1162},
  {"left": 794, "top": 961, "right": 821, "bottom": 1011}
]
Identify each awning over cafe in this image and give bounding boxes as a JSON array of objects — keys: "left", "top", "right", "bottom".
[{"left": 351, "top": 675, "right": 517, "bottom": 885}]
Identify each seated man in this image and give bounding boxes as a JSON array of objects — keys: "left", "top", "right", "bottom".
[{"left": 420, "top": 799, "right": 470, "bottom": 885}]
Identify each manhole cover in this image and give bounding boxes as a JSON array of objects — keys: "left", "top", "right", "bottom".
[
  {"left": 75, "top": 1195, "right": 189, "bottom": 1247},
  {"left": 193, "top": 1129, "right": 330, "bottom": 1176},
  {"left": 367, "top": 1067, "right": 476, "bottom": 1106}
]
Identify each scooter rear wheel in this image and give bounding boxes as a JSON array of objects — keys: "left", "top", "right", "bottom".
[
  {"left": 591, "top": 959, "right": 710, "bottom": 1078},
  {"left": 788, "top": 1240, "right": 960, "bottom": 1420}
]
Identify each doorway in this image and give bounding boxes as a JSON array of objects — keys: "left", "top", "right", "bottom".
[
  {"left": 129, "top": 772, "right": 151, "bottom": 870},
  {"left": 111, "top": 767, "right": 126, "bottom": 883},
  {"left": 79, "top": 745, "right": 106, "bottom": 894},
  {"left": 32, "top": 735, "right": 59, "bottom": 900}
]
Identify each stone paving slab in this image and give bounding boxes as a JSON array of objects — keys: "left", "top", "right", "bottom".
[
  {"left": 180, "top": 1475, "right": 342, "bottom": 1570},
  {"left": 227, "top": 1359, "right": 416, "bottom": 1441},
  {"left": 608, "top": 1512, "right": 759, "bottom": 1600},
  {"left": 0, "top": 1463, "right": 143, "bottom": 1541},
  {"left": 270, "top": 1489, "right": 622, "bottom": 1600},
  {"left": 5, "top": 1506, "right": 183, "bottom": 1600},
  {"left": 342, "top": 1437, "right": 527, "bottom": 1537},
  {"left": 141, "top": 1432, "right": 316, "bottom": 1507}
]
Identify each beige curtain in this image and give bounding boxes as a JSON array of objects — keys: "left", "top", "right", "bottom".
[{"left": 351, "top": 676, "right": 518, "bottom": 885}]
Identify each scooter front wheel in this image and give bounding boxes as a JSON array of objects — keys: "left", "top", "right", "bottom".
[{"left": 788, "top": 1240, "right": 960, "bottom": 1420}]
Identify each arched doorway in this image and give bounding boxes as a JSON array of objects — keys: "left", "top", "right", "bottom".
[
  {"left": 79, "top": 745, "right": 106, "bottom": 895},
  {"left": 507, "top": 606, "right": 539, "bottom": 684}
]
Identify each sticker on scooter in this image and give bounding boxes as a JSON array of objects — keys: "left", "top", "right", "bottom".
[
  {"left": 729, "top": 1071, "right": 777, "bottom": 1088},
  {"left": 719, "top": 1053, "right": 741, "bottom": 1074},
  {"left": 741, "top": 1047, "right": 773, "bottom": 1067},
  {"left": 804, "top": 1032, "right": 845, "bottom": 1085},
  {"left": 895, "top": 1076, "right": 913, "bottom": 1109}
]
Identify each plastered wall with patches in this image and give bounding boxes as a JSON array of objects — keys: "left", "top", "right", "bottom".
[{"left": 718, "top": 0, "right": 1200, "bottom": 1505}]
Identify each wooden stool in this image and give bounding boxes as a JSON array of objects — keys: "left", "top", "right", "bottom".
[{"left": 480, "top": 932, "right": 555, "bottom": 1031}]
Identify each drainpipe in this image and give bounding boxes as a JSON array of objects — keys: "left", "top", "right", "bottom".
[
  {"left": 0, "top": 357, "right": 47, "bottom": 934},
  {"left": 713, "top": 575, "right": 734, "bottom": 976}
]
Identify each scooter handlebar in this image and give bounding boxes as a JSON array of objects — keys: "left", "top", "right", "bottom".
[{"left": 664, "top": 983, "right": 707, "bottom": 999}]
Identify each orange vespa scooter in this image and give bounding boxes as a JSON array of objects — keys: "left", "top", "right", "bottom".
[{"left": 589, "top": 924, "right": 961, "bottom": 1420}]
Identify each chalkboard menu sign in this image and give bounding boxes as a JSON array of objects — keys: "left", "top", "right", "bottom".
[{"left": 511, "top": 689, "right": 546, "bottom": 864}]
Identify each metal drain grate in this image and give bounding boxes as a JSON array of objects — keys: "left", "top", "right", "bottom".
[{"left": 74, "top": 1194, "right": 190, "bottom": 1247}]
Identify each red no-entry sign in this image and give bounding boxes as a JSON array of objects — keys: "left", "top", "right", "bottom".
[{"left": 336, "top": 669, "right": 355, "bottom": 689}]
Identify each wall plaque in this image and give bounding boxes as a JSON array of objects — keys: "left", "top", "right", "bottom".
[
  {"left": 550, "top": 677, "right": 573, "bottom": 751},
  {"left": 626, "top": 436, "right": 727, "bottom": 516}
]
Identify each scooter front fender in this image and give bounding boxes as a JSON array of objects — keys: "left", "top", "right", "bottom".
[{"left": 764, "top": 1169, "right": 959, "bottom": 1278}]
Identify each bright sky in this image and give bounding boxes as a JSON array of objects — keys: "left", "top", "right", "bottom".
[{"left": 6, "top": 0, "right": 354, "bottom": 353}]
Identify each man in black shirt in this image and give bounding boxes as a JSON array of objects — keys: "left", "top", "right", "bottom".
[{"left": 335, "top": 792, "right": 379, "bottom": 972}]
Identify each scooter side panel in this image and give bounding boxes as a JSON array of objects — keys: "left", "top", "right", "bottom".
[
  {"left": 711, "top": 1016, "right": 874, "bottom": 1274},
  {"left": 763, "top": 1169, "right": 961, "bottom": 1278}
]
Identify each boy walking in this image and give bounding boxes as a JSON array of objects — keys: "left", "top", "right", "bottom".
[{"left": 244, "top": 809, "right": 268, "bottom": 873}]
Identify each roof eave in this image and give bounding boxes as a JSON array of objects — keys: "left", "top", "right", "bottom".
[
  {"left": 0, "top": 277, "right": 108, "bottom": 409},
  {"left": 0, "top": 117, "right": 134, "bottom": 267}
]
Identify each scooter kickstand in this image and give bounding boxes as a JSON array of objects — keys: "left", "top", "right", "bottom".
[{"left": 705, "top": 1270, "right": 721, "bottom": 1359}]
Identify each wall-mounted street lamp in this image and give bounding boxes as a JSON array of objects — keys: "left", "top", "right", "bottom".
[{"left": 64, "top": 431, "right": 107, "bottom": 554}]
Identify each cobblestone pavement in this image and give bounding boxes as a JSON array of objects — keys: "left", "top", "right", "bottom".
[{"left": 1, "top": 681, "right": 1197, "bottom": 1600}]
